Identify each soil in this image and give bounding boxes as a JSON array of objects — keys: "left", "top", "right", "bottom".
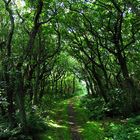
[{"left": 68, "top": 103, "right": 82, "bottom": 140}]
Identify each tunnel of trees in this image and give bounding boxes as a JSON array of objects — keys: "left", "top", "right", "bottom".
[{"left": 0, "top": 0, "right": 140, "bottom": 140}]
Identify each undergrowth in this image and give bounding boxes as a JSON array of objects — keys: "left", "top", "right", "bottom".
[{"left": 78, "top": 94, "right": 140, "bottom": 140}]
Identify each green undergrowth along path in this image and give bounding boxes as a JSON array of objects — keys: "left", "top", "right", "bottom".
[
  {"left": 37, "top": 99, "right": 71, "bottom": 140},
  {"left": 69, "top": 95, "right": 140, "bottom": 140},
  {"left": 36, "top": 93, "right": 140, "bottom": 140},
  {"left": 70, "top": 95, "right": 104, "bottom": 140}
]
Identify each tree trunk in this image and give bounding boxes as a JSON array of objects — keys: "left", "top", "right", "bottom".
[
  {"left": 15, "top": 69, "right": 27, "bottom": 132},
  {"left": 72, "top": 76, "right": 76, "bottom": 94},
  {"left": 33, "top": 65, "right": 40, "bottom": 104},
  {"left": 55, "top": 79, "right": 58, "bottom": 95},
  {"left": 4, "top": 65, "right": 15, "bottom": 127},
  {"left": 60, "top": 79, "right": 63, "bottom": 96},
  {"left": 92, "top": 64, "right": 108, "bottom": 103},
  {"left": 3, "top": 0, "right": 15, "bottom": 127},
  {"left": 87, "top": 76, "right": 95, "bottom": 96},
  {"left": 85, "top": 79, "right": 91, "bottom": 95},
  {"left": 117, "top": 52, "right": 137, "bottom": 111}
]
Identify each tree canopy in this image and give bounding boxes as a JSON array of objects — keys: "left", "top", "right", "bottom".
[{"left": 0, "top": 0, "right": 140, "bottom": 139}]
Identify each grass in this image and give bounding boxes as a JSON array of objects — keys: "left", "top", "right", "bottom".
[
  {"left": 69, "top": 94, "right": 140, "bottom": 140},
  {"left": 70, "top": 95, "right": 105, "bottom": 140},
  {"left": 82, "top": 121, "right": 104, "bottom": 140},
  {"left": 36, "top": 99, "right": 71, "bottom": 140},
  {"left": 36, "top": 93, "right": 140, "bottom": 140}
]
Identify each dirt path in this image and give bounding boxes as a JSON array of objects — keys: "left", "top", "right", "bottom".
[{"left": 68, "top": 102, "right": 82, "bottom": 140}]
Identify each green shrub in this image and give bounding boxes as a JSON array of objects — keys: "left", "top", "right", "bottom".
[
  {"left": 80, "top": 95, "right": 107, "bottom": 120},
  {"left": 82, "top": 122, "right": 104, "bottom": 140},
  {"left": 26, "top": 113, "right": 48, "bottom": 134},
  {"left": 104, "top": 121, "right": 140, "bottom": 140},
  {"left": 107, "top": 88, "right": 127, "bottom": 116},
  {"left": 127, "top": 115, "right": 140, "bottom": 124},
  {"left": 0, "top": 121, "right": 22, "bottom": 140}
]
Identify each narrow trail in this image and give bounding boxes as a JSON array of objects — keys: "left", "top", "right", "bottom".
[
  {"left": 36, "top": 97, "right": 84, "bottom": 140},
  {"left": 68, "top": 102, "right": 82, "bottom": 140}
]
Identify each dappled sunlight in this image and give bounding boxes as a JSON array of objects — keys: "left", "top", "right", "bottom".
[
  {"left": 82, "top": 121, "right": 104, "bottom": 140},
  {"left": 39, "top": 134, "right": 54, "bottom": 140},
  {"left": 78, "top": 127, "right": 84, "bottom": 133},
  {"left": 38, "top": 94, "right": 140, "bottom": 140},
  {"left": 47, "top": 136, "right": 53, "bottom": 140},
  {"left": 36, "top": 98, "right": 72, "bottom": 140},
  {"left": 1, "top": 0, "right": 140, "bottom": 139},
  {"left": 47, "top": 119, "right": 67, "bottom": 128}
]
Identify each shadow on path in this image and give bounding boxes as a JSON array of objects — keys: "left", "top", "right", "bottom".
[{"left": 68, "top": 103, "right": 82, "bottom": 140}]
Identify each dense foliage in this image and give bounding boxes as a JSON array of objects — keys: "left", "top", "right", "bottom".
[{"left": 0, "top": 0, "right": 140, "bottom": 139}]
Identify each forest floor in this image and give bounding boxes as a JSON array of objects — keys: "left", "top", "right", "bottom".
[
  {"left": 36, "top": 94, "right": 86, "bottom": 140},
  {"left": 67, "top": 102, "right": 81, "bottom": 140},
  {"left": 36, "top": 94, "right": 140, "bottom": 140}
]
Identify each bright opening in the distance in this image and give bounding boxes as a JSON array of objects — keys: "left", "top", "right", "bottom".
[{"left": 15, "top": 0, "right": 25, "bottom": 7}]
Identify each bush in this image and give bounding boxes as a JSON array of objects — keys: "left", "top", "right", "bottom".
[
  {"left": 107, "top": 88, "right": 127, "bottom": 116},
  {"left": 80, "top": 95, "right": 107, "bottom": 120},
  {"left": 127, "top": 115, "right": 140, "bottom": 125},
  {"left": 0, "top": 121, "right": 24, "bottom": 140},
  {"left": 104, "top": 121, "right": 140, "bottom": 140},
  {"left": 0, "top": 110, "right": 48, "bottom": 140},
  {"left": 80, "top": 91, "right": 128, "bottom": 120},
  {"left": 82, "top": 122, "right": 104, "bottom": 140},
  {"left": 26, "top": 113, "right": 48, "bottom": 134}
]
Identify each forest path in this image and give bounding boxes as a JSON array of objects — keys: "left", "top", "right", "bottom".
[
  {"left": 68, "top": 101, "right": 82, "bottom": 140},
  {"left": 35, "top": 93, "right": 136, "bottom": 140},
  {"left": 36, "top": 95, "right": 85, "bottom": 140}
]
